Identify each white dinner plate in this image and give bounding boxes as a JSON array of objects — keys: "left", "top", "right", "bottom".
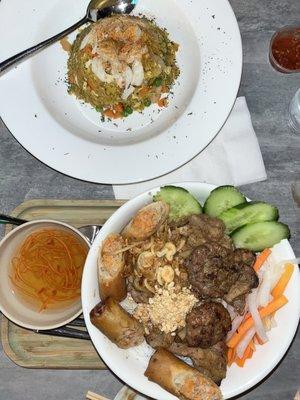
[
  {"left": 82, "top": 182, "right": 300, "bottom": 400},
  {"left": 0, "top": 0, "right": 242, "bottom": 184}
]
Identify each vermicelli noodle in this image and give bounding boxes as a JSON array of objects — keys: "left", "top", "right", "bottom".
[{"left": 10, "top": 228, "right": 88, "bottom": 312}]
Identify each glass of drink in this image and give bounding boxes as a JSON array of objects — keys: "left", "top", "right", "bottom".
[
  {"left": 288, "top": 88, "right": 300, "bottom": 134},
  {"left": 269, "top": 26, "right": 300, "bottom": 73}
]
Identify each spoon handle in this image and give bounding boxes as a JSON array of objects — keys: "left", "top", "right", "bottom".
[
  {"left": 0, "top": 214, "right": 28, "bottom": 226},
  {"left": 0, "top": 17, "right": 87, "bottom": 75}
]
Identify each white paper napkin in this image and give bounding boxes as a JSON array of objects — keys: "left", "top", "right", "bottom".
[{"left": 113, "top": 97, "right": 267, "bottom": 199}]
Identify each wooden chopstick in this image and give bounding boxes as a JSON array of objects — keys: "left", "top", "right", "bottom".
[{"left": 86, "top": 391, "right": 111, "bottom": 400}]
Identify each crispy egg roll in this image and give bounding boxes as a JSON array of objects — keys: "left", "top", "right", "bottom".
[
  {"left": 90, "top": 297, "right": 144, "bottom": 349},
  {"left": 145, "top": 348, "right": 222, "bottom": 400},
  {"left": 98, "top": 234, "right": 127, "bottom": 302},
  {"left": 122, "top": 201, "right": 169, "bottom": 240}
]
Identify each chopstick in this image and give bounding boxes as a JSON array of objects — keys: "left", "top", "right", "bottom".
[
  {"left": 68, "top": 317, "right": 86, "bottom": 327},
  {"left": 86, "top": 391, "right": 111, "bottom": 400},
  {"left": 36, "top": 326, "right": 90, "bottom": 340},
  {"left": 35, "top": 317, "right": 90, "bottom": 340},
  {"left": 0, "top": 213, "right": 28, "bottom": 226}
]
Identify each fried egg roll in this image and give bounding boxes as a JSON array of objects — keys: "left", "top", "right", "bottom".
[
  {"left": 145, "top": 348, "right": 222, "bottom": 400},
  {"left": 98, "top": 234, "right": 127, "bottom": 302},
  {"left": 122, "top": 201, "right": 169, "bottom": 240},
  {"left": 90, "top": 297, "right": 144, "bottom": 349}
]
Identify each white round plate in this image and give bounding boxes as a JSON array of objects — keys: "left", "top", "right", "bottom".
[
  {"left": 0, "top": 0, "right": 242, "bottom": 184},
  {"left": 82, "top": 182, "right": 300, "bottom": 399}
]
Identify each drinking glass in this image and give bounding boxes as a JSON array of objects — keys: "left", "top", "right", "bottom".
[{"left": 288, "top": 88, "right": 300, "bottom": 134}]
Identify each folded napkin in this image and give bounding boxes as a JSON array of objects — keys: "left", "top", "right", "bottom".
[{"left": 113, "top": 97, "right": 267, "bottom": 199}]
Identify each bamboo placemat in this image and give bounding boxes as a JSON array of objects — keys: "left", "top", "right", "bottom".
[{"left": 0, "top": 199, "right": 125, "bottom": 369}]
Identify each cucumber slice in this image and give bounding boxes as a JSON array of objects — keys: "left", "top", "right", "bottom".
[
  {"left": 220, "top": 201, "right": 279, "bottom": 233},
  {"left": 203, "top": 186, "right": 246, "bottom": 217},
  {"left": 153, "top": 186, "right": 202, "bottom": 220},
  {"left": 231, "top": 221, "right": 290, "bottom": 252}
]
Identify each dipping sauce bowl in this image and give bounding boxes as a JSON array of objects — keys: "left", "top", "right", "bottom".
[{"left": 0, "top": 220, "right": 90, "bottom": 330}]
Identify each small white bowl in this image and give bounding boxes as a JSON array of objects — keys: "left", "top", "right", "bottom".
[{"left": 0, "top": 219, "right": 90, "bottom": 330}]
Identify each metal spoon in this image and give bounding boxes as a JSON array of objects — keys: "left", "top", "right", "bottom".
[
  {"left": 0, "top": 0, "right": 137, "bottom": 75},
  {"left": 0, "top": 213, "right": 102, "bottom": 245}
]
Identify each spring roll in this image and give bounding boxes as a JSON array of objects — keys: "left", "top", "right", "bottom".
[
  {"left": 90, "top": 297, "right": 144, "bottom": 349},
  {"left": 98, "top": 234, "right": 127, "bottom": 302},
  {"left": 122, "top": 201, "right": 169, "bottom": 240},
  {"left": 145, "top": 348, "right": 222, "bottom": 400}
]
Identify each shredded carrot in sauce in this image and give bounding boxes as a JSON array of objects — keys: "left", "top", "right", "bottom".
[{"left": 10, "top": 229, "right": 88, "bottom": 312}]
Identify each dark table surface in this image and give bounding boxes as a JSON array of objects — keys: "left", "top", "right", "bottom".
[{"left": 0, "top": 0, "right": 299, "bottom": 399}]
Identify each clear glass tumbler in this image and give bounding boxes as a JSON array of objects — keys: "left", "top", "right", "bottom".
[{"left": 288, "top": 88, "right": 300, "bottom": 133}]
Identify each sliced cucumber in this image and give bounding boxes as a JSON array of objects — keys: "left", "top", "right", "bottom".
[
  {"left": 231, "top": 221, "right": 290, "bottom": 252},
  {"left": 203, "top": 186, "right": 246, "bottom": 217},
  {"left": 153, "top": 186, "right": 202, "bottom": 220},
  {"left": 220, "top": 201, "right": 279, "bottom": 233}
]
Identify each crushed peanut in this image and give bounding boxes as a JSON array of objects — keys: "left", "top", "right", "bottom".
[{"left": 133, "top": 286, "right": 197, "bottom": 333}]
